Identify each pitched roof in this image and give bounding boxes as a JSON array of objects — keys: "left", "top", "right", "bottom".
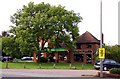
[{"left": 77, "top": 31, "right": 100, "bottom": 44}]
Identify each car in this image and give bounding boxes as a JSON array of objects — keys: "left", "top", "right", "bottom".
[
  {"left": 2, "top": 56, "right": 13, "bottom": 62},
  {"left": 21, "top": 56, "right": 32, "bottom": 60},
  {"left": 94, "top": 59, "right": 120, "bottom": 71}
]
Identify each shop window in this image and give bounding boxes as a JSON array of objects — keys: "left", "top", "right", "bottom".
[
  {"left": 88, "top": 50, "right": 92, "bottom": 52},
  {"left": 87, "top": 44, "right": 92, "bottom": 48}
]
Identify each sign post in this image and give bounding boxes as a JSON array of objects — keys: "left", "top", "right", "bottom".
[{"left": 99, "top": 48, "right": 105, "bottom": 77}]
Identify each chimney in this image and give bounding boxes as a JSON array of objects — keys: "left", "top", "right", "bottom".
[{"left": 102, "top": 33, "right": 104, "bottom": 44}]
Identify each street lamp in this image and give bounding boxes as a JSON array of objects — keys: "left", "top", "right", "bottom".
[{"left": 100, "top": 0, "right": 103, "bottom": 77}]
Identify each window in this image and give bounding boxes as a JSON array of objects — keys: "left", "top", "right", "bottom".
[
  {"left": 110, "top": 60, "right": 117, "bottom": 64},
  {"left": 87, "top": 44, "right": 92, "bottom": 48},
  {"left": 88, "top": 50, "right": 92, "bottom": 52},
  {"left": 104, "top": 60, "right": 111, "bottom": 64},
  {"left": 77, "top": 44, "right": 82, "bottom": 49}
]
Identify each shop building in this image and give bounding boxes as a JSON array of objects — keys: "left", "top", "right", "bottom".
[{"left": 73, "top": 31, "right": 100, "bottom": 64}]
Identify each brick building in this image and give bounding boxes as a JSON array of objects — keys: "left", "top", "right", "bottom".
[{"left": 72, "top": 31, "right": 100, "bottom": 64}]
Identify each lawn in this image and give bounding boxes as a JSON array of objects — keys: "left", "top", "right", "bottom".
[{"left": 2, "top": 62, "right": 94, "bottom": 70}]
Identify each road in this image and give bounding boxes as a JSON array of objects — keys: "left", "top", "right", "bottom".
[
  {"left": 2, "top": 69, "right": 99, "bottom": 77},
  {"left": 1, "top": 69, "right": 112, "bottom": 79}
]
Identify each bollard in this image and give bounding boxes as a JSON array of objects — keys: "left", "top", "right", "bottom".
[
  {"left": 6, "top": 60, "right": 8, "bottom": 69},
  {"left": 69, "top": 63, "right": 72, "bottom": 69},
  {"left": 39, "top": 64, "right": 41, "bottom": 69},
  {"left": 82, "top": 64, "right": 84, "bottom": 70},
  {"left": 53, "top": 63, "right": 56, "bottom": 69},
  {"left": 24, "top": 63, "right": 26, "bottom": 69}
]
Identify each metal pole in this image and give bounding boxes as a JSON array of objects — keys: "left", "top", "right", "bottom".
[
  {"left": 119, "top": 2, "right": 120, "bottom": 45},
  {"left": 100, "top": 0, "right": 103, "bottom": 77}
]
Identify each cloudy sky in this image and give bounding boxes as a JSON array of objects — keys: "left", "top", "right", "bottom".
[{"left": 0, "top": 0, "right": 119, "bottom": 45}]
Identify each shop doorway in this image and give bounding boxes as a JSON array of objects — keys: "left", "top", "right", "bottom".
[
  {"left": 86, "top": 53, "right": 92, "bottom": 64},
  {"left": 74, "top": 54, "right": 83, "bottom": 63}
]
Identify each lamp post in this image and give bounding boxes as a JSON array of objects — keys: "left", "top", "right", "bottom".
[{"left": 100, "top": 0, "right": 103, "bottom": 77}]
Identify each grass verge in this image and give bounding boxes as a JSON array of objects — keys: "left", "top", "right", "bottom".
[{"left": 2, "top": 62, "right": 94, "bottom": 70}]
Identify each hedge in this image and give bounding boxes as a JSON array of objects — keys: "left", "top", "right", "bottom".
[{"left": 110, "top": 68, "right": 120, "bottom": 74}]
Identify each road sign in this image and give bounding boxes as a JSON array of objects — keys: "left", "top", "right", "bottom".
[{"left": 99, "top": 48, "right": 105, "bottom": 59}]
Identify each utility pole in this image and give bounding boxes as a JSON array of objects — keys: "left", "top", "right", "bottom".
[
  {"left": 118, "top": 1, "right": 120, "bottom": 45},
  {"left": 100, "top": 0, "right": 103, "bottom": 77}
]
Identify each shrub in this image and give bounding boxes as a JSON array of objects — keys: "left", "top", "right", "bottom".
[{"left": 110, "top": 68, "right": 120, "bottom": 74}]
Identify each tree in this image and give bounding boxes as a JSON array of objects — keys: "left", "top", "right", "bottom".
[
  {"left": 2, "top": 36, "right": 21, "bottom": 58},
  {"left": 9, "top": 2, "right": 82, "bottom": 60},
  {"left": 94, "top": 45, "right": 120, "bottom": 63},
  {"left": 104, "top": 45, "right": 120, "bottom": 63},
  {"left": 1, "top": 31, "right": 21, "bottom": 58}
]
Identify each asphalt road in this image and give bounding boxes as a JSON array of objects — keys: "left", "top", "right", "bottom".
[
  {"left": 2, "top": 69, "right": 99, "bottom": 77},
  {"left": 2, "top": 69, "right": 112, "bottom": 77},
  {"left": 1, "top": 69, "right": 114, "bottom": 79}
]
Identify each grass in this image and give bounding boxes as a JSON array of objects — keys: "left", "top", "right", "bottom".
[{"left": 2, "top": 62, "right": 94, "bottom": 70}]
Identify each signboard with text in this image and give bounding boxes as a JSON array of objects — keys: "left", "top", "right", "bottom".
[{"left": 99, "top": 48, "right": 105, "bottom": 59}]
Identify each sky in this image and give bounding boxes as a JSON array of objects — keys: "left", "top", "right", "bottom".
[{"left": 0, "top": 0, "right": 119, "bottom": 45}]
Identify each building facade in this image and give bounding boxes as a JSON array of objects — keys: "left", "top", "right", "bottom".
[
  {"left": 72, "top": 31, "right": 100, "bottom": 64},
  {"left": 35, "top": 31, "right": 100, "bottom": 64}
]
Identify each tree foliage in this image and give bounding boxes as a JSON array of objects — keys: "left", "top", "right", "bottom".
[
  {"left": 2, "top": 36, "right": 21, "bottom": 58},
  {"left": 94, "top": 45, "right": 120, "bottom": 63},
  {"left": 9, "top": 2, "right": 82, "bottom": 56},
  {"left": 104, "top": 45, "right": 120, "bottom": 63}
]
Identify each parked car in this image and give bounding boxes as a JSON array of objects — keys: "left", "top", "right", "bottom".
[
  {"left": 2, "top": 56, "right": 13, "bottom": 62},
  {"left": 94, "top": 59, "right": 120, "bottom": 71},
  {"left": 21, "top": 56, "right": 33, "bottom": 61}
]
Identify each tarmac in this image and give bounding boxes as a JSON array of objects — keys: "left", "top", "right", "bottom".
[{"left": 1, "top": 69, "right": 117, "bottom": 79}]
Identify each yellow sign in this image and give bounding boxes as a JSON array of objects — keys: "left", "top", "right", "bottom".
[{"left": 99, "top": 48, "right": 105, "bottom": 59}]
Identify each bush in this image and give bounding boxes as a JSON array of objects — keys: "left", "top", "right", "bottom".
[{"left": 110, "top": 68, "right": 120, "bottom": 74}]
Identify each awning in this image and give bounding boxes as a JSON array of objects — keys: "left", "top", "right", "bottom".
[{"left": 50, "top": 48, "right": 67, "bottom": 52}]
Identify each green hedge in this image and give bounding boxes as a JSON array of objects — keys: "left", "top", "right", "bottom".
[{"left": 110, "top": 68, "right": 120, "bottom": 74}]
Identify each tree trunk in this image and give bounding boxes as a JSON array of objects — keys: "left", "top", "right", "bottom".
[{"left": 37, "top": 53, "right": 41, "bottom": 63}]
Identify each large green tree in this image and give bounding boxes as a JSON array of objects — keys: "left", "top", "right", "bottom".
[{"left": 9, "top": 2, "right": 82, "bottom": 57}]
